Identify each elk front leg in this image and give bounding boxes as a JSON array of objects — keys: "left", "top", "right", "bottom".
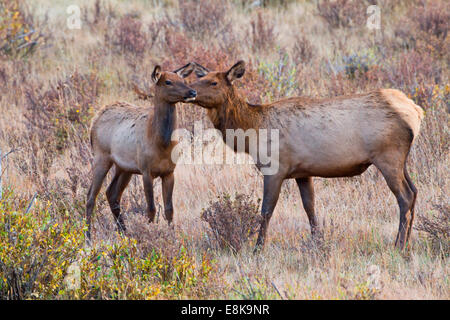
[
  {"left": 142, "top": 174, "right": 156, "bottom": 223},
  {"left": 162, "top": 172, "right": 175, "bottom": 225},
  {"left": 254, "top": 174, "right": 284, "bottom": 253}
]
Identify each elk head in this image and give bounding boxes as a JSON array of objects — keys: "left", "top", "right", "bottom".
[
  {"left": 188, "top": 60, "right": 246, "bottom": 109},
  {"left": 152, "top": 63, "right": 197, "bottom": 103}
]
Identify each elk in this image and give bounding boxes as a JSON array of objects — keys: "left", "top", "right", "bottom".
[
  {"left": 86, "top": 63, "right": 197, "bottom": 240},
  {"left": 189, "top": 60, "right": 424, "bottom": 252}
]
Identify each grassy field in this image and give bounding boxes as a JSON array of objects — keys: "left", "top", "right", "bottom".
[{"left": 0, "top": 0, "right": 448, "bottom": 299}]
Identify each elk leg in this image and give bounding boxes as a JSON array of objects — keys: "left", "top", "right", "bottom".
[
  {"left": 374, "top": 160, "right": 415, "bottom": 250},
  {"left": 404, "top": 165, "right": 418, "bottom": 242},
  {"left": 106, "top": 168, "right": 132, "bottom": 233},
  {"left": 142, "top": 173, "right": 156, "bottom": 223},
  {"left": 162, "top": 172, "right": 175, "bottom": 225},
  {"left": 254, "top": 174, "right": 284, "bottom": 253},
  {"left": 86, "top": 157, "right": 112, "bottom": 241},
  {"left": 296, "top": 177, "right": 318, "bottom": 237}
]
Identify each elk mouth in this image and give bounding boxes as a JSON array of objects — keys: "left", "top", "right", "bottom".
[{"left": 183, "top": 96, "right": 196, "bottom": 102}]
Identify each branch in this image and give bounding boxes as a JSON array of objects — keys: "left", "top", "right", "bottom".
[
  {"left": 132, "top": 83, "right": 153, "bottom": 100},
  {"left": 0, "top": 148, "right": 19, "bottom": 161}
]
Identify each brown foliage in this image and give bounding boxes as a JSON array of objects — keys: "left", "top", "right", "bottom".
[
  {"left": 316, "top": 0, "right": 366, "bottom": 29},
  {"left": 416, "top": 204, "right": 449, "bottom": 256},
  {"left": 292, "top": 34, "right": 314, "bottom": 65},
  {"left": 177, "top": 0, "right": 231, "bottom": 39},
  {"left": 394, "top": 0, "right": 449, "bottom": 59},
  {"left": 201, "top": 194, "right": 262, "bottom": 253},
  {"left": 125, "top": 213, "right": 180, "bottom": 258},
  {"left": 249, "top": 11, "right": 277, "bottom": 53},
  {"left": 111, "top": 15, "right": 149, "bottom": 58}
]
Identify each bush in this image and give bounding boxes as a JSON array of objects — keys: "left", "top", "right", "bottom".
[
  {"left": 394, "top": 1, "right": 449, "bottom": 59},
  {"left": 414, "top": 1, "right": 448, "bottom": 39},
  {"left": 71, "top": 233, "right": 217, "bottom": 299},
  {"left": 0, "top": 191, "right": 219, "bottom": 299},
  {"left": 201, "top": 193, "right": 262, "bottom": 253},
  {"left": 111, "top": 15, "right": 148, "bottom": 58},
  {"left": 0, "top": 191, "right": 86, "bottom": 299},
  {"left": 177, "top": 0, "right": 231, "bottom": 40},
  {"left": 0, "top": 0, "right": 42, "bottom": 58},
  {"left": 415, "top": 204, "right": 449, "bottom": 257},
  {"left": 292, "top": 34, "right": 314, "bottom": 65},
  {"left": 258, "top": 50, "right": 298, "bottom": 101},
  {"left": 316, "top": 0, "right": 365, "bottom": 29},
  {"left": 250, "top": 10, "right": 277, "bottom": 53},
  {"left": 24, "top": 71, "right": 101, "bottom": 152}
]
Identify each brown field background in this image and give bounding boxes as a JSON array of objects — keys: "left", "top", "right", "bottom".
[{"left": 0, "top": 0, "right": 448, "bottom": 299}]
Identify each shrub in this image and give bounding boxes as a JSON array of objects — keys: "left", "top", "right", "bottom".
[
  {"left": 0, "top": 190, "right": 86, "bottom": 299},
  {"left": 0, "top": 0, "right": 42, "bottom": 58},
  {"left": 316, "top": 0, "right": 365, "bottom": 29},
  {"left": 71, "top": 234, "right": 217, "bottom": 299},
  {"left": 250, "top": 10, "right": 277, "bottom": 53},
  {"left": 24, "top": 71, "right": 101, "bottom": 152},
  {"left": 111, "top": 15, "right": 148, "bottom": 58},
  {"left": 414, "top": 1, "right": 449, "bottom": 39},
  {"left": 258, "top": 50, "right": 298, "bottom": 101},
  {"left": 292, "top": 34, "right": 314, "bottom": 65},
  {"left": 177, "top": 0, "right": 230, "bottom": 40},
  {"left": 415, "top": 204, "right": 449, "bottom": 257},
  {"left": 201, "top": 193, "right": 262, "bottom": 253},
  {"left": 394, "top": 1, "right": 449, "bottom": 59},
  {"left": 385, "top": 50, "right": 440, "bottom": 95},
  {"left": 341, "top": 53, "right": 371, "bottom": 80}
]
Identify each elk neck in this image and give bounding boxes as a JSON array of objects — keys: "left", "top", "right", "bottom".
[
  {"left": 148, "top": 96, "right": 177, "bottom": 148},
  {"left": 208, "top": 86, "right": 263, "bottom": 138}
]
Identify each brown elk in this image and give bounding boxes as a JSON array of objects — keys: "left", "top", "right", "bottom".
[
  {"left": 86, "top": 63, "right": 196, "bottom": 240},
  {"left": 189, "top": 60, "right": 424, "bottom": 252}
]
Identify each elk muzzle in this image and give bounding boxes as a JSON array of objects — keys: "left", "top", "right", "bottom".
[{"left": 184, "top": 89, "right": 197, "bottom": 102}]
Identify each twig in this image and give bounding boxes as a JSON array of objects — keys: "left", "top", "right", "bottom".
[
  {"left": 271, "top": 281, "right": 285, "bottom": 300},
  {"left": 25, "top": 192, "right": 38, "bottom": 214},
  {"left": 132, "top": 82, "right": 153, "bottom": 100},
  {"left": 0, "top": 148, "right": 19, "bottom": 200}
]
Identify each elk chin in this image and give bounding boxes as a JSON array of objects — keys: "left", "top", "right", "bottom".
[{"left": 183, "top": 97, "right": 196, "bottom": 102}]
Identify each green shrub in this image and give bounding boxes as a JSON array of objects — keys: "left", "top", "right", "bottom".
[
  {"left": 0, "top": 0, "right": 42, "bottom": 58},
  {"left": 258, "top": 51, "right": 298, "bottom": 101},
  {"left": 0, "top": 190, "right": 85, "bottom": 299}
]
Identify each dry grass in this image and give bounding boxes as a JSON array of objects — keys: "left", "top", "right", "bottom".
[{"left": 0, "top": 0, "right": 448, "bottom": 300}]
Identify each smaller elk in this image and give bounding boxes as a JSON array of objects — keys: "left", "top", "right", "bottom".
[
  {"left": 86, "top": 64, "right": 196, "bottom": 240},
  {"left": 189, "top": 61, "right": 424, "bottom": 252}
]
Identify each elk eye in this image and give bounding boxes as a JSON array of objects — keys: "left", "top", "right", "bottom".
[
  {"left": 211, "top": 81, "right": 217, "bottom": 86},
  {"left": 165, "top": 80, "right": 172, "bottom": 85}
]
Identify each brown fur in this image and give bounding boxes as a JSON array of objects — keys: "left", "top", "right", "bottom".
[
  {"left": 190, "top": 61, "right": 424, "bottom": 252},
  {"left": 85, "top": 64, "right": 196, "bottom": 240}
]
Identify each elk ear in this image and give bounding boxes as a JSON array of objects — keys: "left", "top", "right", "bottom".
[
  {"left": 173, "top": 62, "right": 195, "bottom": 78},
  {"left": 193, "top": 62, "right": 210, "bottom": 78},
  {"left": 151, "top": 65, "right": 162, "bottom": 83},
  {"left": 226, "top": 60, "right": 245, "bottom": 83}
]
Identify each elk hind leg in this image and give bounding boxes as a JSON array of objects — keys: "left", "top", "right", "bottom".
[
  {"left": 374, "top": 157, "right": 415, "bottom": 250},
  {"left": 296, "top": 177, "right": 319, "bottom": 237},
  {"left": 106, "top": 167, "right": 132, "bottom": 233},
  {"left": 86, "top": 157, "right": 112, "bottom": 241},
  {"left": 404, "top": 165, "right": 418, "bottom": 242}
]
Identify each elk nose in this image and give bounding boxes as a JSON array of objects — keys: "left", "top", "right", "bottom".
[{"left": 188, "top": 89, "right": 197, "bottom": 98}]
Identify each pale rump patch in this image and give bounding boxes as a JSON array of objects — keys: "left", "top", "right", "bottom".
[{"left": 380, "top": 89, "right": 424, "bottom": 138}]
